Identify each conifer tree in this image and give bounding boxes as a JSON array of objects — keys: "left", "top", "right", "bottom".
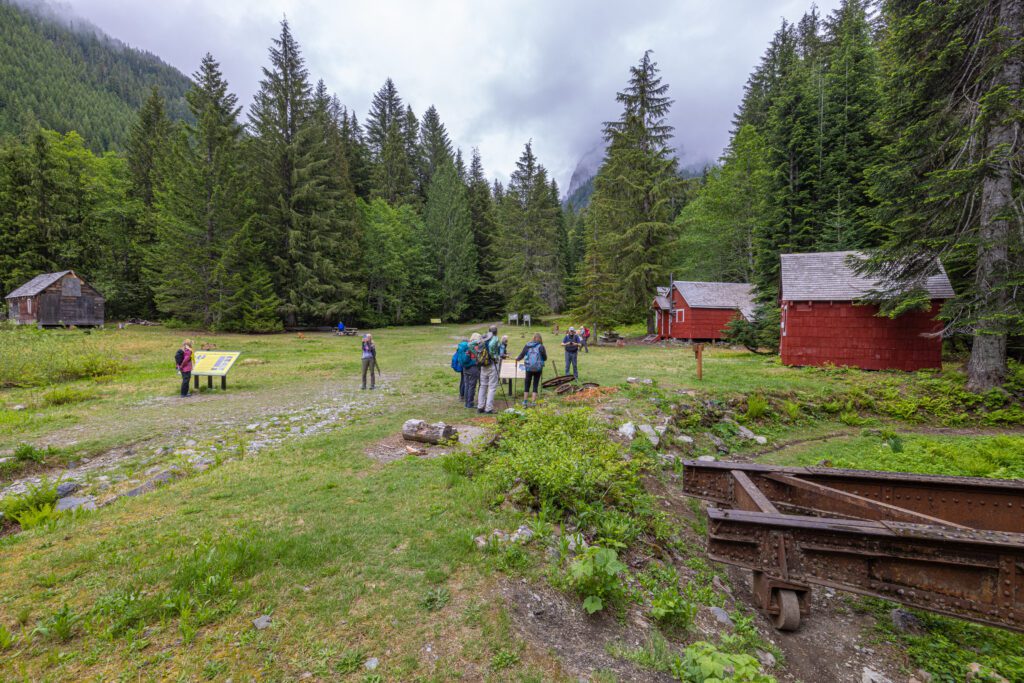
[
  {"left": 866, "top": 0, "right": 1023, "bottom": 390},
  {"left": 148, "top": 53, "right": 245, "bottom": 326},
  {"left": 417, "top": 105, "right": 454, "bottom": 196},
  {"left": 248, "top": 21, "right": 357, "bottom": 325},
  {"left": 581, "top": 51, "right": 683, "bottom": 327},
  {"left": 126, "top": 86, "right": 171, "bottom": 208},
  {"left": 338, "top": 107, "right": 372, "bottom": 199},
  {"left": 365, "top": 79, "right": 416, "bottom": 204},
  {"left": 494, "top": 142, "right": 562, "bottom": 314},
  {"left": 466, "top": 148, "right": 500, "bottom": 318},
  {"left": 818, "top": 0, "right": 881, "bottom": 250},
  {"left": 424, "top": 160, "right": 476, "bottom": 320}
]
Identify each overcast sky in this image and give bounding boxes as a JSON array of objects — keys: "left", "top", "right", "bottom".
[{"left": 53, "top": 0, "right": 841, "bottom": 190}]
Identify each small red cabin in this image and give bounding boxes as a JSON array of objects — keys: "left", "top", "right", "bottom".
[
  {"left": 5, "top": 270, "right": 105, "bottom": 327},
  {"left": 780, "top": 251, "right": 954, "bottom": 371},
  {"left": 652, "top": 281, "right": 755, "bottom": 341}
]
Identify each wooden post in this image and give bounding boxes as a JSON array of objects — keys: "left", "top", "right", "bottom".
[
  {"left": 194, "top": 375, "right": 199, "bottom": 389},
  {"left": 221, "top": 376, "right": 227, "bottom": 390},
  {"left": 207, "top": 376, "right": 213, "bottom": 389},
  {"left": 694, "top": 343, "right": 704, "bottom": 381}
]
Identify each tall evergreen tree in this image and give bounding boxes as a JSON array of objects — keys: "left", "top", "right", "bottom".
[
  {"left": 248, "top": 21, "right": 357, "bottom": 325},
  {"left": 817, "top": 0, "right": 881, "bottom": 249},
  {"left": 466, "top": 148, "right": 500, "bottom": 318},
  {"left": 581, "top": 51, "right": 683, "bottom": 327},
  {"left": 126, "top": 86, "right": 171, "bottom": 209},
  {"left": 365, "top": 79, "right": 416, "bottom": 204},
  {"left": 147, "top": 53, "right": 246, "bottom": 326},
  {"left": 417, "top": 105, "right": 454, "bottom": 196},
  {"left": 424, "top": 160, "right": 476, "bottom": 320},
  {"left": 494, "top": 142, "right": 563, "bottom": 314},
  {"left": 338, "top": 107, "right": 372, "bottom": 199},
  {"left": 866, "top": 0, "right": 1023, "bottom": 390}
]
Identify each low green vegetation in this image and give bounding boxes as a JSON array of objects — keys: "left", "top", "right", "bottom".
[{"left": 0, "top": 325, "right": 123, "bottom": 388}]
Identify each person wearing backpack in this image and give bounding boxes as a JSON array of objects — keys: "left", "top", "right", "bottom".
[
  {"left": 475, "top": 324, "right": 501, "bottom": 414},
  {"left": 581, "top": 326, "right": 591, "bottom": 353},
  {"left": 360, "top": 334, "right": 377, "bottom": 390},
  {"left": 462, "top": 333, "right": 482, "bottom": 409},
  {"left": 174, "top": 339, "right": 194, "bottom": 398},
  {"left": 453, "top": 337, "right": 468, "bottom": 401},
  {"left": 515, "top": 333, "right": 547, "bottom": 407},
  {"left": 562, "top": 327, "right": 583, "bottom": 379}
]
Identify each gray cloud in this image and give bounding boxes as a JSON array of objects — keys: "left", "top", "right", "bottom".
[{"left": 55, "top": 0, "right": 841, "bottom": 188}]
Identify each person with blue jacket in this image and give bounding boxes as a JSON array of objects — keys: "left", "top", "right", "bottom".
[
  {"left": 460, "top": 333, "right": 481, "bottom": 409},
  {"left": 515, "top": 333, "right": 547, "bottom": 407},
  {"left": 454, "top": 337, "right": 469, "bottom": 401}
]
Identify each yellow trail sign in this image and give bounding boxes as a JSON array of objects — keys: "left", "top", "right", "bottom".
[{"left": 192, "top": 351, "right": 241, "bottom": 377}]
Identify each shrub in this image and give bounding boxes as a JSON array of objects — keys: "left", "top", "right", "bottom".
[
  {"left": 744, "top": 394, "right": 769, "bottom": 420},
  {"left": 33, "top": 604, "right": 79, "bottom": 642},
  {"left": 670, "top": 641, "right": 774, "bottom": 682},
  {"left": 1, "top": 478, "right": 59, "bottom": 520},
  {"left": 483, "top": 408, "right": 645, "bottom": 514},
  {"left": 649, "top": 586, "right": 697, "bottom": 631},
  {"left": 563, "top": 545, "right": 627, "bottom": 614},
  {"left": 12, "top": 503, "right": 62, "bottom": 530},
  {"left": 782, "top": 400, "right": 801, "bottom": 422},
  {"left": 42, "top": 386, "right": 96, "bottom": 406},
  {"left": 13, "top": 443, "right": 61, "bottom": 463}
]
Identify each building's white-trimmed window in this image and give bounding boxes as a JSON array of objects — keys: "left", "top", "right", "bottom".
[{"left": 676, "top": 309, "right": 685, "bottom": 323}]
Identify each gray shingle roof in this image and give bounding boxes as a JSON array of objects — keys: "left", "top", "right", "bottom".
[
  {"left": 780, "top": 251, "right": 954, "bottom": 302},
  {"left": 5, "top": 271, "right": 73, "bottom": 299},
  {"left": 673, "top": 281, "right": 756, "bottom": 320}
]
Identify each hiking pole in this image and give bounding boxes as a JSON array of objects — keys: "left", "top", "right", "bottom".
[{"left": 374, "top": 357, "right": 383, "bottom": 385}]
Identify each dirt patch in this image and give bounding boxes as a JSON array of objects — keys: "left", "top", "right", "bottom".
[
  {"left": 498, "top": 579, "right": 675, "bottom": 682},
  {"left": 363, "top": 423, "right": 493, "bottom": 464},
  {"left": 563, "top": 386, "right": 619, "bottom": 403}
]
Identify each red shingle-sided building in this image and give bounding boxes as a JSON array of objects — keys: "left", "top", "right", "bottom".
[
  {"left": 652, "top": 281, "right": 755, "bottom": 341},
  {"left": 780, "top": 251, "right": 954, "bottom": 371}
]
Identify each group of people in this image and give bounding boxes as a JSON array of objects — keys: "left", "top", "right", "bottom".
[
  {"left": 450, "top": 323, "right": 591, "bottom": 411},
  {"left": 174, "top": 323, "right": 588, "bottom": 402}
]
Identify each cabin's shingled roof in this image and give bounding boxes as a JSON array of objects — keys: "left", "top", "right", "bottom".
[
  {"left": 780, "top": 251, "right": 954, "bottom": 302},
  {"left": 673, "top": 281, "right": 756, "bottom": 320},
  {"left": 5, "top": 271, "right": 73, "bottom": 299}
]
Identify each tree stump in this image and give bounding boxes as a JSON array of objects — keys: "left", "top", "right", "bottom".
[{"left": 401, "top": 419, "right": 458, "bottom": 444}]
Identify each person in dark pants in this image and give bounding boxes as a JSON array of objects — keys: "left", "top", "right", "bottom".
[
  {"left": 454, "top": 337, "right": 469, "bottom": 400},
  {"left": 515, "top": 333, "right": 547, "bottom": 407},
  {"left": 581, "top": 326, "right": 591, "bottom": 353},
  {"left": 361, "top": 334, "right": 377, "bottom": 390},
  {"left": 461, "top": 333, "right": 482, "bottom": 408},
  {"left": 562, "top": 327, "right": 582, "bottom": 379},
  {"left": 175, "top": 339, "right": 194, "bottom": 397}
]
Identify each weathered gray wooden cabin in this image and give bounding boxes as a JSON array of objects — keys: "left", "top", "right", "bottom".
[{"left": 4, "top": 271, "right": 105, "bottom": 327}]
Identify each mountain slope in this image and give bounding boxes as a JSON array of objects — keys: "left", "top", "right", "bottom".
[{"left": 0, "top": 0, "right": 192, "bottom": 150}]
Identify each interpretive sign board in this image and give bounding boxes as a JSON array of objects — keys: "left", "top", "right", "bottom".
[{"left": 191, "top": 351, "right": 241, "bottom": 390}]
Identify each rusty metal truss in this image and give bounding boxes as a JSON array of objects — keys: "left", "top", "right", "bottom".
[{"left": 681, "top": 460, "right": 1024, "bottom": 632}]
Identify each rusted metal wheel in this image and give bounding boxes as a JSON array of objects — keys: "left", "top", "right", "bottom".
[{"left": 773, "top": 589, "right": 801, "bottom": 631}]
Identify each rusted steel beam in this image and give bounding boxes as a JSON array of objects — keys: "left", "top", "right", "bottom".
[
  {"left": 731, "top": 470, "right": 779, "bottom": 514},
  {"left": 764, "top": 473, "right": 970, "bottom": 529},
  {"left": 683, "top": 460, "right": 1024, "bottom": 533},
  {"left": 704, "top": 507, "right": 1024, "bottom": 632}
]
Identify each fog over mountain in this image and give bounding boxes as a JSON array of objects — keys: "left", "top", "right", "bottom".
[{"left": 18, "top": 0, "right": 842, "bottom": 187}]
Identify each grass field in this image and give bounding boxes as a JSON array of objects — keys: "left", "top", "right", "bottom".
[{"left": 1, "top": 322, "right": 1022, "bottom": 682}]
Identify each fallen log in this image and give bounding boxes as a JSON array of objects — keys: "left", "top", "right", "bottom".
[{"left": 402, "top": 419, "right": 458, "bottom": 445}]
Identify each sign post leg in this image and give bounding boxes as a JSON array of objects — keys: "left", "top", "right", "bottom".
[
  {"left": 221, "top": 376, "right": 226, "bottom": 391},
  {"left": 194, "top": 375, "right": 199, "bottom": 389},
  {"left": 208, "top": 376, "right": 213, "bottom": 389}
]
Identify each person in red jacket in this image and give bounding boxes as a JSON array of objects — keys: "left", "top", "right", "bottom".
[{"left": 175, "top": 339, "right": 194, "bottom": 398}]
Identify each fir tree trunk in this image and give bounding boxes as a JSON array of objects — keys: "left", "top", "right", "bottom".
[{"left": 967, "top": 0, "right": 1021, "bottom": 391}]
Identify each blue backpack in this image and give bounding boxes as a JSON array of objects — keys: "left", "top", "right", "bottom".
[
  {"left": 451, "top": 350, "right": 463, "bottom": 372},
  {"left": 524, "top": 344, "right": 544, "bottom": 373}
]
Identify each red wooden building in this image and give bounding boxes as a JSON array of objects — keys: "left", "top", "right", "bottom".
[
  {"left": 652, "top": 281, "right": 755, "bottom": 341},
  {"left": 780, "top": 251, "right": 954, "bottom": 371}
]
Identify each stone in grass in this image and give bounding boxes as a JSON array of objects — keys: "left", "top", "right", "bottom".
[
  {"left": 617, "top": 422, "right": 636, "bottom": 440},
  {"left": 861, "top": 668, "right": 893, "bottom": 683},
  {"left": 638, "top": 424, "right": 660, "bottom": 447},
  {"left": 56, "top": 481, "right": 80, "bottom": 498},
  {"left": 253, "top": 614, "right": 272, "bottom": 630},
  {"left": 365, "top": 657, "right": 379, "bottom": 671},
  {"left": 890, "top": 608, "right": 925, "bottom": 636},
  {"left": 12, "top": 404, "right": 26, "bottom": 411},
  {"left": 709, "top": 606, "right": 732, "bottom": 627},
  {"left": 678, "top": 435, "right": 695, "bottom": 445},
  {"left": 697, "top": 455, "right": 717, "bottom": 462},
  {"left": 55, "top": 496, "right": 96, "bottom": 512},
  {"left": 755, "top": 649, "right": 776, "bottom": 668}
]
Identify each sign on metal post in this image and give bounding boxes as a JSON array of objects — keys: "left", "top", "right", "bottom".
[{"left": 191, "top": 351, "right": 241, "bottom": 390}]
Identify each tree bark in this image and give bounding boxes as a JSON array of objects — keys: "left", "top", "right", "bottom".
[
  {"left": 967, "top": 0, "right": 1022, "bottom": 391},
  {"left": 401, "top": 419, "right": 458, "bottom": 444}
]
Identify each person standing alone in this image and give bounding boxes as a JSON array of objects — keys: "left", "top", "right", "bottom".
[
  {"left": 175, "top": 339, "right": 194, "bottom": 398},
  {"left": 361, "top": 334, "right": 377, "bottom": 390},
  {"left": 475, "top": 325, "right": 501, "bottom": 414},
  {"left": 562, "top": 327, "right": 582, "bottom": 379}
]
